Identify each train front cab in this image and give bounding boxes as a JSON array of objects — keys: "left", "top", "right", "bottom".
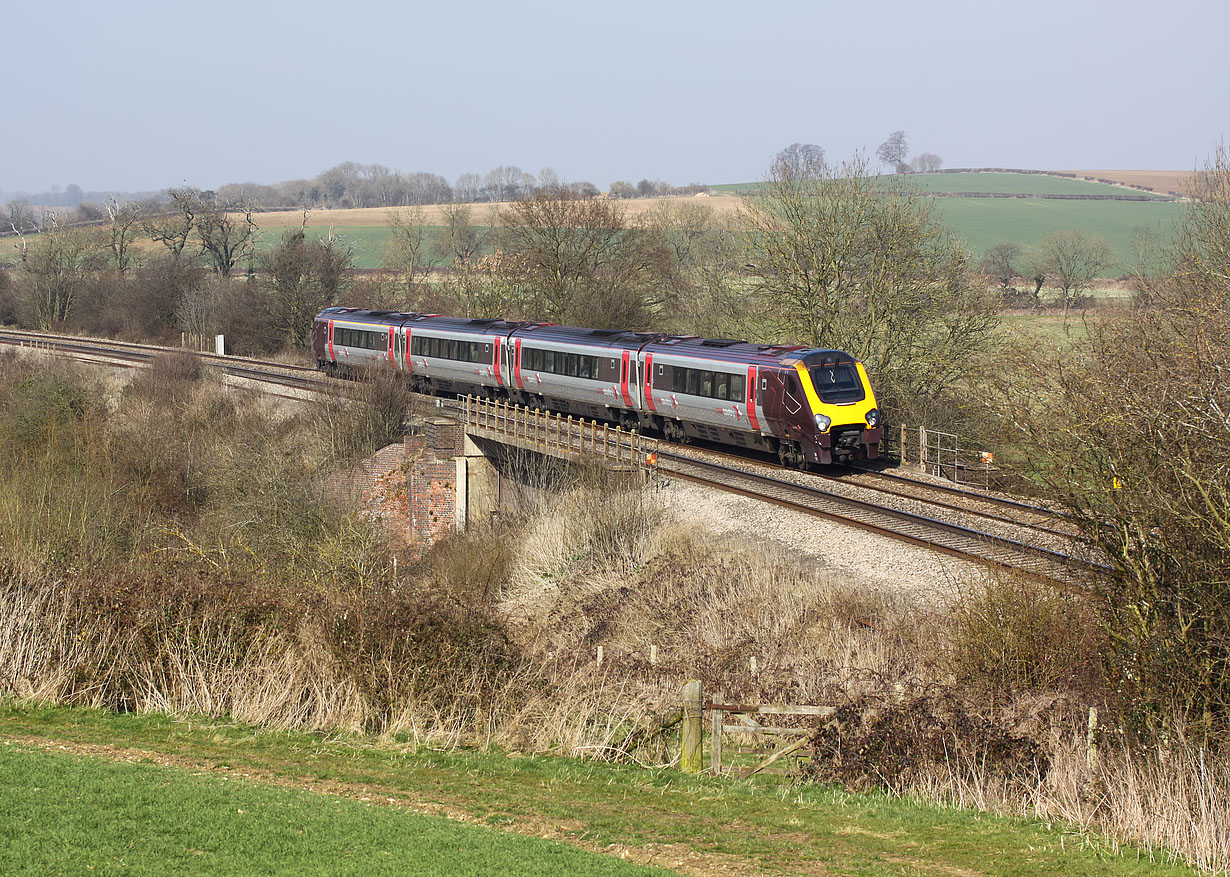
[{"left": 763, "top": 351, "right": 882, "bottom": 466}]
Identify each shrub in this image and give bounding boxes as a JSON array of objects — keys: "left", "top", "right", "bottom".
[{"left": 942, "top": 574, "right": 1104, "bottom": 695}]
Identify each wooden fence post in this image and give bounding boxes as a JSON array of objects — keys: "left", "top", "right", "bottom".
[
  {"left": 649, "top": 645, "right": 658, "bottom": 665},
  {"left": 710, "top": 706, "right": 724, "bottom": 775},
  {"left": 681, "top": 679, "right": 703, "bottom": 774}
]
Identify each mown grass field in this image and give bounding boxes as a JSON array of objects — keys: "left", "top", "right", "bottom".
[
  {"left": 0, "top": 704, "right": 1198, "bottom": 876},
  {"left": 1, "top": 742, "right": 656, "bottom": 876}
]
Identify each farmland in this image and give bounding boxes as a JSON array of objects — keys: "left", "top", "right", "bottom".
[{"left": 245, "top": 171, "right": 1188, "bottom": 274}]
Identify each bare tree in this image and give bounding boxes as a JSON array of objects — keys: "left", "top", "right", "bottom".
[
  {"left": 876, "top": 130, "right": 909, "bottom": 173},
  {"left": 911, "top": 152, "right": 943, "bottom": 173},
  {"left": 979, "top": 243, "right": 1021, "bottom": 293},
  {"left": 774, "top": 143, "right": 825, "bottom": 178},
  {"left": 740, "top": 153, "right": 996, "bottom": 422},
  {"left": 4, "top": 199, "right": 37, "bottom": 234},
  {"left": 14, "top": 215, "right": 104, "bottom": 328},
  {"left": 105, "top": 198, "right": 143, "bottom": 274},
  {"left": 1035, "top": 229, "right": 1113, "bottom": 312},
  {"left": 384, "top": 206, "right": 441, "bottom": 299},
  {"left": 194, "top": 194, "right": 258, "bottom": 277},
  {"left": 437, "top": 203, "right": 488, "bottom": 265},
  {"left": 263, "top": 226, "right": 353, "bottom": 347},
  {"left": 454, "top": 173, "right": 482, "bottom": 203},
  {"left": 175, "top": 274, "right": 224, "bottom": 347},
  {"left": 143, "top": 188, "right": 198, "bottom": 260},
  {"left": 494, "top": 191, "right": 674, "bottom": 328}
]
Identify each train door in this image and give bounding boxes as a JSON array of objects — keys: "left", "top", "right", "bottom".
[{"left": 760, "top": 369, "right": 811, "bottom": 440}]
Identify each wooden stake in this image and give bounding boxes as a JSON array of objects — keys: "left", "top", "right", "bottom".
[{"left": 681, "top": 680, "right": 703, "bottom": 774}]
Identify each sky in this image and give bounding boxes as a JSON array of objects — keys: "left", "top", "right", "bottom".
[{"left": 2, "top": 0, "right": 1226, "bottom": 196}]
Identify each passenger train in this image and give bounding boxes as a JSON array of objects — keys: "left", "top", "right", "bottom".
[{"left": 312, "top": 308, "right": 883, "bottom": 467}]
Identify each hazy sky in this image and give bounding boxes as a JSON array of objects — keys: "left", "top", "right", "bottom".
[{"left": 3, "top": 0, "right": 1226, "bottom": 195}]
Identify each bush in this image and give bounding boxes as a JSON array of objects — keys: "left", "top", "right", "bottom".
[
  {"left": 801, "top": 687, "right": 1049, "bottom": 793},
  {"left": 943, "top": 574, "right": 1104, "bottom": 695}
]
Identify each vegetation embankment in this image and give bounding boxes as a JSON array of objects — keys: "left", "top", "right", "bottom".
[
  {"left": 0, "top": 705, "right": 1198, "bottom": 877},
  {"left": 0, "top": 350, "right": 1226, "bottom": 872}
]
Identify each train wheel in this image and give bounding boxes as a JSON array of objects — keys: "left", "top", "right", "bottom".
[{"left": 777, "top": 440, "right": 804, "bottom": 469}]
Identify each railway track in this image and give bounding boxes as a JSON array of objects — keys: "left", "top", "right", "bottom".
[
  {"left": 0, "top": 330, "right": 1106, "bottom": 586},
  {"left": 653, "top": 450, "right": 1106, "bottom": 589},
  {"left": 0, "top": 330, "right": 324, "bottom": 397}
]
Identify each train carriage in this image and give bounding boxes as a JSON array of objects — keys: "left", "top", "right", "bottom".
[
  {"left": 506, "top": 325, "right": 651, "bottom": 429},
  {"left": 312, "top": 308, "right": 882, "bottom": 467}
]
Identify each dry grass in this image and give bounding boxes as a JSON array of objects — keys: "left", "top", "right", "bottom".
[{"left": 244, "top": 194, "right": 745, "bottom": 229}]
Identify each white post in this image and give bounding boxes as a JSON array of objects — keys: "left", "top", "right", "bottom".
[{"left": 214, "top": 334, "right": 225, "bottom": 355}]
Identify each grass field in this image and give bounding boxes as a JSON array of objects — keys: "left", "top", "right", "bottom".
[
  {"left": 715, "top": 172, "right": 1171, "bottom": 198},
  {"left": 0, "top": 742, "right": 658, "bottom": 876},
  {"left": 0, "top": 704, "right": 1198, "bottom": 876},
  {"left": 934, "top": 196, "right": 1182, "bottom": 275}
]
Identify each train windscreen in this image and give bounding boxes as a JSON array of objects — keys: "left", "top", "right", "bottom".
[{"left": 809, "top": 363, "right": 865, "bottom": 404}]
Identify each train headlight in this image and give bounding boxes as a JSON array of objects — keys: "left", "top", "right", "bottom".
[
  {"left": 866, "top": 408, "right": 880, "bottom": 428},
  {"left": 814, "top": 413, "right": 831, "bottom": 432}
]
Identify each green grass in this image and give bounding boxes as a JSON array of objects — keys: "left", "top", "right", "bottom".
[
  {"left": 249, "top": 225, "right": 415, "bottom": 270},
  {"left": 933, "top": 196, "right": 1182, "bottom": 275},
  {"left": 713, "top": 172, "right": 1183, "bottom": 274},
  {"left": 0, "top": 744, "right": 657, "bottom": 876},
  {"left": 878, "top": 172, "right": 1168, "bottom": 198},
  {"left": 0, "top": 703, "right": 1198, "bottom": 876},
  {"left": 714, "top": 171, "right": 1169, "bottom": 198}
]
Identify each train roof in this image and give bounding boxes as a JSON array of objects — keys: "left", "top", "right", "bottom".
[
  {"left": 318, "top": 308, "right": 527, "bottom": 334},
  {"left": 315, "top": 308, "right": 859, "bottom": 364}
]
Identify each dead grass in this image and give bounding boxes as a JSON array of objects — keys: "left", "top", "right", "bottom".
[{"left": 244, "top": 194, "right": 745, "bottom": 229}]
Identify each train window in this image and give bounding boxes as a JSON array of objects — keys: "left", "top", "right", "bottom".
[
  {"left": 335, "top": 326, "right": 384, "bottom": 350},
  {"left": 715, "top": 373, "right": 729, "bottom": 400},
  {"left": 410, "top": 335, "right": 485, "bottom": 363},
  {"left": 809, "top": 362, "right": 865, "bottom": 404},
  {"left": 700, "top": 371, "right": 714, "bottom": 397},
  {"left": 730, "top": 374, "right": 746, "bottom": 403}
]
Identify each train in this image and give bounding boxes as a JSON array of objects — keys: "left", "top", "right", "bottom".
[{"left": 312, "top": 308, "right": 883, "bottom": 467}]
